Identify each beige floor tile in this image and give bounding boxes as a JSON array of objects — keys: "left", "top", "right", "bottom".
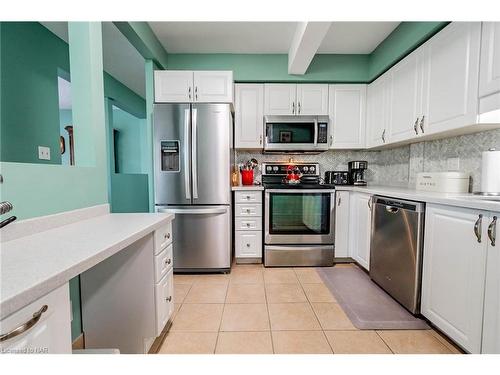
[
  {"left": 265, "top": 283, "right": 307, "bottom": 303},
  {"left": 173, "top": 284, "right": 191, "bottom": 304},
  {"left": 377, "top": 330, "right": 454, "bottom": 354},
  {"left": 172, "top": 303, "right": 181, "bottom": 321},
  {"left": 220, "top": 303, "right": 270, "bottom": 331},
  {"left": 272, "top": 331, "right": 332, "bottom": 354},
  {"left": 302, "top": 283, "right": 337, "bottom": 303},
  {"left": 429, "top": 329, "right": 463, "bottom": 354},
  {"left": 183, "top": 283, "right": 228, "bottom": 303},
  {"left": 334, "top": 263, "right": 356, "bottom": 268},
  {"left": 215, "top": 332, "right": 273, "bottom": 354},
  {"left": 191, "top": 274, "right": 229, "bottom": 285},
  {"left": 226, "top": 284, "right": 266, "bottom": 304},
  {"left": 229, "top": 268, "right": 264, "bottom": 284},
  {"left": 268, "top": 303, "right": 321, "bottom": 331},
  {"left": 170, "top": 303, "right": 223, "bottom": 332},
  {"left": 159, "top": 332, "right": 217, "bottom": 354},
  {"left": 173, "top": 274, "right": 199, "bottom": 285},
  {"left": 311, "top": 303, "right": 357, "bottom": 330},
  {"left": 294, "top": 268, "right": 323, "bottom": 284},
  {"left": 325, "top": 330, "right": 392, "bottom": 354},
  {"left": 232, "top": 263, "right": 264, "bottom": 270},
  {"left": 264, "top": 268, "right": 299, "bottom": 284}
]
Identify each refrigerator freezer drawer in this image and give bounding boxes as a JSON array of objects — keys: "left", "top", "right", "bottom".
[{"left": 156, "top": 206, "right": 231, "bottom": 271}]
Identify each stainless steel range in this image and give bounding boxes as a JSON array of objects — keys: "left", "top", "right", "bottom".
[{"left": 262, "top": 162, "right": 335, "bottom": 267}]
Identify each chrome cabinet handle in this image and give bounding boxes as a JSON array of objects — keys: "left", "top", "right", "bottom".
[
  {"left": 164, "top": 233, "right": 171, "bottom": 240},
  {"left": 165, "top": 296, "right": 172, "bottom": 302},
  {"left": 381, "top": 129, "right": 386, "bottom": 143},
  {"left": 330, "top": 135, "right": 333, "bottom": 146},
  {"left": 298, "top": 102, "right": 301, "bottom": 114},
  {"left": 188, "top": 86, "right": 192, "bottom": 100},
  {"left": 488, "top": 216, "right": 497, "bottom": 246},
  {"left": 0, "top": 305, "right": 48, "bottom": 342},
  {"left": 414, "top": 118, "right": 419, "bottom": 135},
  {"left": 292, "top": 102, "right": 295, "bottom": 115},
  {"left": 474, "top": 214, "right": 483, "bottom": 243},
  {"left": 368, "top": 197, "right": 372, "bottom": 210},
  {"left": 165, "top": 259, "right": 172, "bottom": 265},
  {"left": 419, "top": 116, "right": 425, "bottom": 133},
  {"left": 338, "top": 196, "right": 341, "bottom": 206},
  {"left": 194, "top": 86, "right": 198, "bottom": 101},
  {"left": 259, "top": 135, "right": 263, "bottom": 145}
]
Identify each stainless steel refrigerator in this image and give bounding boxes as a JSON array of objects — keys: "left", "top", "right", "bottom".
[{"left": 153, "top": 103, "right": 232, "bottom": 272}]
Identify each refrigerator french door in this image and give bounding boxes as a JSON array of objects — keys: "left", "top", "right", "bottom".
[{"left": 154, "top": 103, "right": 232, "bottom": 272}]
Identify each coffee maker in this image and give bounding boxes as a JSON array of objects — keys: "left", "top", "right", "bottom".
[{"left": 348, "top": 161, "right": 368, "bottom": 186}]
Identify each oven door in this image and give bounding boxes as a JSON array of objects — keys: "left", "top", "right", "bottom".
[{"left": 265, "top": 189, "right": 335, "bottom": 244}]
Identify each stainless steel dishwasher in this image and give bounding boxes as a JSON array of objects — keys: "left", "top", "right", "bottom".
[{"left": 370, "top": 196, "right": 425, "bottom": 314}]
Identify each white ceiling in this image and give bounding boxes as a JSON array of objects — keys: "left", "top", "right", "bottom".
[
  {"left": 41, "top": 22, "right": 146, "bottom": 98},
  {"left": 149, "top": 21, "right": 400, "bottom": 54}
]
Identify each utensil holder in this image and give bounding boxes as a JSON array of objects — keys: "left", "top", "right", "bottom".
[{"left": 241, "top": 170, "right": 254, "bottom": 186}]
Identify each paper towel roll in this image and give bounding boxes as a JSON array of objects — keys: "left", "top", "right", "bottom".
[{"left": 481, "top": 149, "right": 500, "bottom": 193}]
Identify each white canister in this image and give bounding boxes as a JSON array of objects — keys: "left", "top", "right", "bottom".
[{"left": 481, "top": 148, "right": 500, "bottom": 193}]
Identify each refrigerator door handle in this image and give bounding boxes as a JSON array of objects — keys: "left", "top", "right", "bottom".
[
  {"left": 184, "top": 108, "right": 191, "bottom": 200},
  {"left": 157, "top": 207, "right": 227, "bottom": 215},
  {"left": 192, "top": 107, "right": 199, "bottom": 199}
]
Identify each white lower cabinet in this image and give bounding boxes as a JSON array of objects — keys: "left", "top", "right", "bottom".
[
  {"left": 0, "top": 283, "right": 71, "bottom": 354},
  {"left": 155, "top": 268, "right": 174, "bottom": 337},
  {"left": 421, "top": 204, "right": 499, "bottom": 353},
  {"left": 334, "top": 191, "right": 351, "bottom": 257},
  {"left": 349, "top": 192, "right": 372, "bottom": 270},
  {"left": 234, "top": 190, "right": 263, "bottom": 262}
]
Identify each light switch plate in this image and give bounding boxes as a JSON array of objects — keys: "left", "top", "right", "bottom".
[
  {"left": 447, "top": 157, "right": 460, "bottom": 171},
  {"left": 38, "top": 146, "right": 51, "bottom": 160}
]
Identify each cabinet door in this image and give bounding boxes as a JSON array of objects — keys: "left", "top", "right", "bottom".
[
  {"left": 264, "top": 84, "right": 296, "bottom": 115},
  {"left": 193, "top": 71, "right": 233, "bottom": 103},
  {"left": 154, "top": 70, "right": 193, "bottom": 103},
  {"left": 349, "top": 193, "right": 372, "bottom": 270},
  {"left": 0, "top": 283, "right": 71, "bottom": 354},
  {"left": 296, "top": 84, "right": 328, "bottom": 115},
  {"left": 334, "top": 191, "right": 351, "bottom": 257},
  {"left": 234, "top": 84, "right": 264, "bottom": 148},
  {"left": 421, "top": 205, "right": 488, "bottom": 353},
  {"left": 388, "top": 49, "right": 424, "bottom": 143},
  {"left": 155, "top": 269, "right": 174, "bottom": 336},
  {"left": 479, "top": 22, "right": 500, "bottom": 98},
  {"left": 235, "top": 230, "right": 262, "bottom": 258},
  {"left": 483, "top": 213, "right": 500, "bottom": 353},
  {"left": 421, "top": 22, "right": 481, "bottom": 135},
  {"left": 329, "top": 84, "right": 366, "bottom": 149},
  {"left": 366, "top": 74, "right": 391, "bottom": 147}
]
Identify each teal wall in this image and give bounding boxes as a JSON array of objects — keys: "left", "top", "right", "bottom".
[{"left": 1, "top": 22, "right": 68, "bottom": 164}]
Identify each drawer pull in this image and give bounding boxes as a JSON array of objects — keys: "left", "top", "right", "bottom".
[
  {"left": 164, "top": 233, "right": 171, "bottom": 240},
  {"left": 246, "top": 243, "right": 251, "bottom": 247},
  {"left": 488, "top": 216, "right": 497, "bottom": 247},
  {"left": 246, "top": 223, "right": 251, "bottom": 228},
  {"left": 165, "top": 296, "right": 172, "bottom": 302},
  {"left": 165, "top": 259, "right": 172, "bottom": 265},
  {"left": 246, "top": 209, "right": 251, "bottom": 213},
  {"left": 474, "top": 214, "right": 483, "bottom": 243},
  {"left": 0, "top": 305, "right": 48, "bottom": 342},
  {"left": 246, "top": 196, "right": 251, "bottom": 200}
]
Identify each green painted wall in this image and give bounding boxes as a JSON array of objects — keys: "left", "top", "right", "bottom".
[
  {"left": 1, "top": 22, "right": 68, "bottom": 164},
  {"left": 110, "top": 173, "right": 149, "bottom": 213}
]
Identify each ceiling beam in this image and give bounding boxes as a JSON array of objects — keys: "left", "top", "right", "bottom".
[{"left": 288, "top": 22, "right": 331, "bottom": 75}]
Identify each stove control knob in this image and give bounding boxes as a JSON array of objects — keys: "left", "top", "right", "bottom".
[
  {"left": 310, "top": 166, "right": 316, "bottom": 172},
  {"left": 303, "top": 166, "right": 309, "bottom": 172},
  {"left": 266, "top": 166, "right": 272, "bottom": 172},
  {"left": 273, "top": 166, "right": 278, "bottom": 172}
]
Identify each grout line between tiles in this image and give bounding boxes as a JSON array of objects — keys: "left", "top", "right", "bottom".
[
  {"left": 263, "top": 278, "right": 275, "bottom": 354},
  {"left": 214, "top": 279, "right": 231, "bottom": 354},
  {"left": 374, "top": 331, "right": 395, "bottom": 354}
]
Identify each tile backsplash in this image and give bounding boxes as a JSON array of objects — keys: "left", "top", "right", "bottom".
[{"left": 236, "top": 128, "right": 500, "bottom": 192}]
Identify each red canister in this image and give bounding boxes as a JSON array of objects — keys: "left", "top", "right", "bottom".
[{"left": 241, "top": 169, "right": 254, "bottom": 186}]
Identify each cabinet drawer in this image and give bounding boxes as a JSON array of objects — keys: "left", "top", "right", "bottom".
[
  {"left": 154, "top": 244, "right": 173, "bottom": 283},
  {"left": 235, "top": 217, "right": 262, "bottom": 231},
  {"left": 235, "top": 191, "right": 262, "bottom": 203},
  {"left": 235, "top": 231, "right": 262, "bottom": 258},
  {"left": 154, "top": 221, "right": 173, "bottom": 255},
  {"left": 235, "top": 204, "right": 262, "bottom": 217},
  {"left": 155, "top": 269, "right": 174, "bottom": 336}
]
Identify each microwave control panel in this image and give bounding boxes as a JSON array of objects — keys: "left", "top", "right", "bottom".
[{"left": 317, "top": 123, "right": 328, "bottom": 143}]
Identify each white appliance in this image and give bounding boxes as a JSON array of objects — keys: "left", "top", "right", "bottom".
[
  {"left": 480, "top": 148, "right": 500, "bottom": 194},
  {"left": 416, "top": 172, "right": 470, "bottom": 193}
]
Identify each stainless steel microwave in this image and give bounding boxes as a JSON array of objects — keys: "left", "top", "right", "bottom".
[{"left": 264, "top": 115, "right": 330, "bottom": 153}]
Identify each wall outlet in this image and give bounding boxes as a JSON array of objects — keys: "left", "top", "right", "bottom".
[
  {"left": 447, "top": 157, "right": 460, "bottom": 171},
  {"left": 38, "top": 146, "right": 51, "bottom": 160}
]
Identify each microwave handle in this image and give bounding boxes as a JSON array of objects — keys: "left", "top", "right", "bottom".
[{"left": 314, "top": 119, "right": 318, "bottom": 146}]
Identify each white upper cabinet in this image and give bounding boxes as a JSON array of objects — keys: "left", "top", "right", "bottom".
[
  {"left": 388, "top": 48, "right": 425, "bottom": 143},
  {"left": 234, "top": 84, "right": 264, "bottom": 148},
  {"left": 154, "top": 70, "right": 233, "bottom": 103},
  {"left": 329, "top": 84, "right": 367, "bottom": 149},
  {"left": 296, "top": 84, "right": 329, "bottom": 115},
  {"left": 154, "top": 70, "right": 193, "bottom": 103},
  {"left": 264, "top": 84, "right": 328, "bottom": 115},
  {"left": 420, "top": 22, "right": 481, "bottom": 135},
  {"left": 479, "top": 22, "right": 500, "bottom": 98},
  {"left": 421, "top": 204, "right": 488, "bottom": 353},
  {"left": 264, "top": 84, "right": 297, "bottom": 115},
  {"left": 366, "top": 74, "right": 391, "bottom": 148},
  {"left": 193, "top": 71, "right": 234, "bottom": 103}
]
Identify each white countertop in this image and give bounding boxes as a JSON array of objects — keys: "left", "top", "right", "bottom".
[
  {"left": 231, "top": 185, "right": 264, "bottom": 191},
  {"left": 0, "top": 213, "right": 174, "bottom": 319},
  {"left": 335, "top": 185, "right": 500, "bottom": 212}
]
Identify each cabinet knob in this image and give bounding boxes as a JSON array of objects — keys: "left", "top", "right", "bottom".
[
  {"left": 165, "top": 296, "right": 172, "bottom": 302},
  {"left": 164, "top": 233, "right": 170, "bottom": 240},
  {"left": 246, "top": 196, "right": 251, "bottom": 200},
  {"left": 246, "top": 243, "right": 251, "bottom": 247},
  {"left": 246, "top": 209, "right": 251, "bottom": 213},
  {"left": 165, "top": 259, "right": 172, "bottom": 265},
  {"left": 246, "top": 223, "right": 251, "bottom": 227}
]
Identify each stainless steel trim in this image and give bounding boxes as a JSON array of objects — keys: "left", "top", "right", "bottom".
[
  {"left": 188, "top": 86, "right": 192, "bottom": 100},
  {"left": 488, "top": 216, "right": 497, "bottom": 246},
  {"left": 419, "top": 116, "right": 425, "bottom": 133},
  {"left": 298, "top": 101, "right": 301, "bottom": 114},
  {"left": 474, "top": 214, "right": 483, "bottom": 243},
  {"left": 184, "top": 109, "right": 191, "bottom": 200},
  {"left": 292, "top": 102, "right": 295, "bottom": 114},
  {"left": 0, "top": 305, "right": 48, "bottom": 342},
  {"left": 381, "top": 129, "right": 386, "bottom": 143},
  {"left": 414, "top": 118, "right": 419, "bottom": 135},
  {"left": 195, "top": 86, "right": 198, "bottom": 101},
  {"left": 265, "top": 245, "right": 334, "bottom": 267},
  {"left": 192, "top": 107, "right": 198, "bottom": 199},
  {"left": 157, "top": 207, "right": 228, "bottom": 215}
]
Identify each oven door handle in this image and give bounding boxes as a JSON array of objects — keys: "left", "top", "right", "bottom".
[
  {"left": 265, "top": 189, "right": 336, "bottom": 194},
  {"left": 266, "top": 245, "right": 333, "bottom": 252}
]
